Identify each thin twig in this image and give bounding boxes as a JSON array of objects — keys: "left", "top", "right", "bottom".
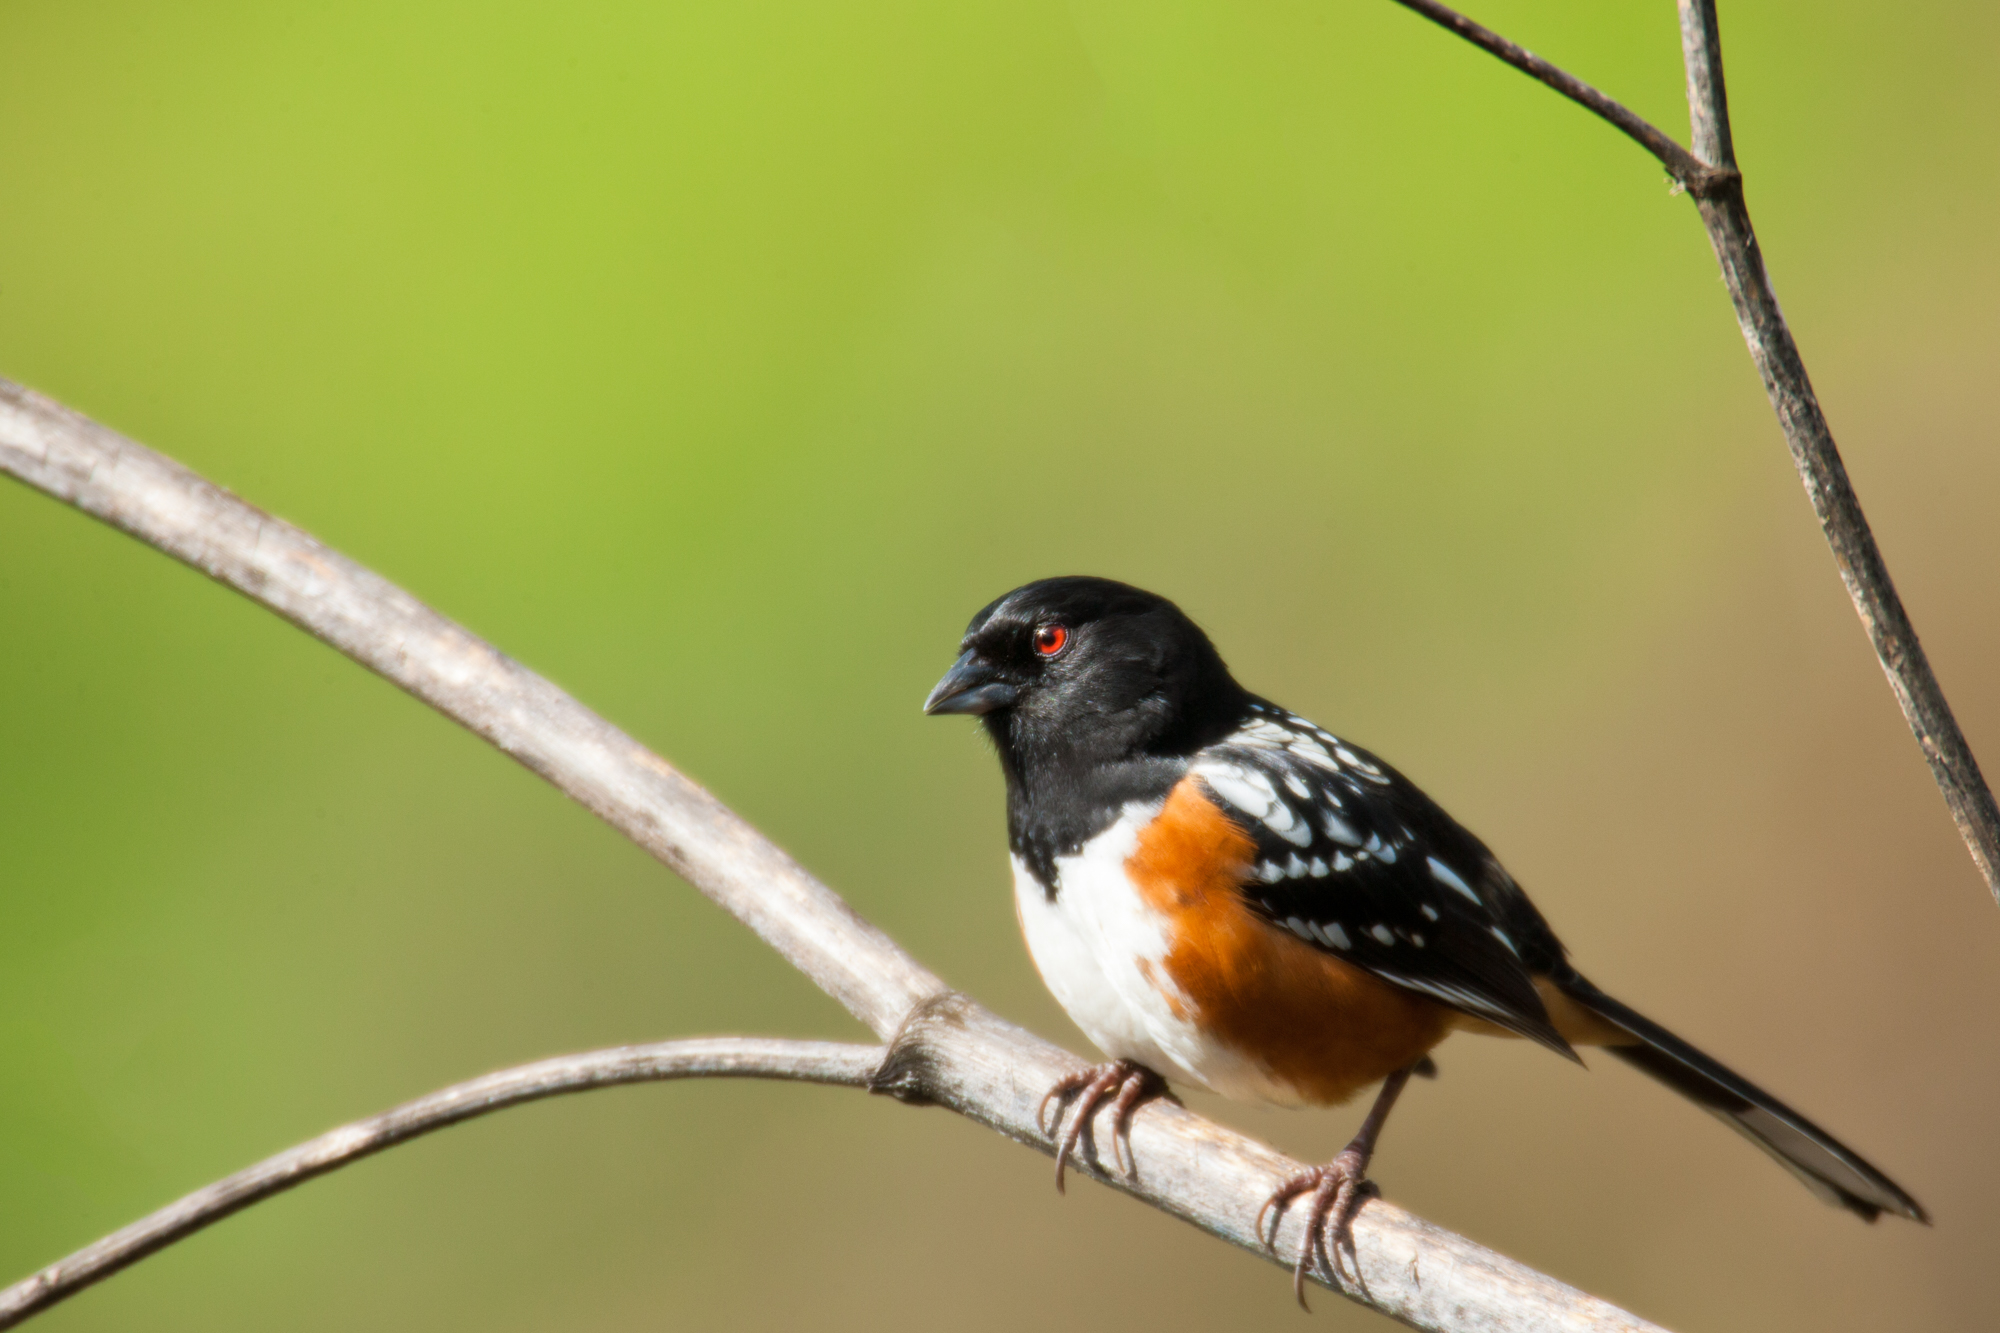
[
  {"left": 0, "top": 1040, "right": 885, "bottom": 1330},
  {"left": 1675, "top": 1, "right": 1735, "bottom": 169},
  {"left": 1387, "top": 0, "right": 1733, "bottom": 194},
  {"left": 1387, "top": 0, "right": 2000, "bottom": 905},
  {"left": 0, "top": 379, "right": 1665, "bottom": 1332}
]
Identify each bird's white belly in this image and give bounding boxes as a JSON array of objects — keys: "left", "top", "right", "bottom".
[{"left": 1012, "top": 807, "right": 1300, "bottom": 1104}]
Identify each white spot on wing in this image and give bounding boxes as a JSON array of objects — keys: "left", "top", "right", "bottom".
[
  {"left": 1370, "top": 924, "right": 1396, "bottom": 946},
  {"left": 1289, "top": 743, "right": 1342, "bottom": 772},
  {"left": 1321, "top": 810, "right": 1362, "bottom": 846},
  {"left": 1428, "top": 857, "right": 1481, "bottom": 904},
  {"left": 1263, "top": 801, "right": 1313, "bottom": 847},
  {"left": 1199, "top": 766, "right": 1277, "bottom": 820},
  {"left": 1238, "top": 720, "right": 1295, "bottom": 747}
]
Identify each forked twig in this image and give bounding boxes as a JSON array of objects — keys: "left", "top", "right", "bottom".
[
  {"left": 1389, "top": 0, "right": 1732, "bottom": 194},
  {"left": 1386, "top": 0, "right": 2000, "bottom": 904}
]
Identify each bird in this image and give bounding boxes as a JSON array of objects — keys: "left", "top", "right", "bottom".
[{"left": 923, "top": 575, "right": 1925, "bottom": 1304}]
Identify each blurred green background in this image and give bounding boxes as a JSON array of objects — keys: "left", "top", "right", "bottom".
[{"left": 2, "top": 0, "right": 1996, "bottom": 1328}]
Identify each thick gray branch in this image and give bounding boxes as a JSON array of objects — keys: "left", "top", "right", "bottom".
[
  {"left": 0, "top": 1040, "right": 883, "bottom": 1330},
  {"left": 1390, "top": 0, "right": 2000, "bottom": 905},
  {"left": 0, "top": 379, "right": 1663, "bottom": 1330},
  {"left": 875, "top": 996, "right": 1666, "bottom": 1333}
]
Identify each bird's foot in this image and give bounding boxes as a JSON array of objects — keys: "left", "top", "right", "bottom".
[
  {"left": 1037, "top": 1059, "right": 1168, "bottom": 1194},
  {"left": 1257, "top": 1145, "right": 1380, "bottom": 1309}
]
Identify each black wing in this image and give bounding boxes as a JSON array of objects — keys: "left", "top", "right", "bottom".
[{"left": 1190, "top": 702, "right": 1575, "bottom": 1057}]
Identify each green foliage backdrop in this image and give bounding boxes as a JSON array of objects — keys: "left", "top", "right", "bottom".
[{"left": 2, "top": 1, "right": 1996, "bottom": 1329}]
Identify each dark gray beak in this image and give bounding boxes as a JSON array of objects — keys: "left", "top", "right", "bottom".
[{"left": 923, "top": 649, "right": 1019, "bottom": 716}]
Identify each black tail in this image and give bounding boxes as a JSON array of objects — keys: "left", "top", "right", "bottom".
[{"left": 1557, "top": 974, "right": 1927, "bottom": 1223}]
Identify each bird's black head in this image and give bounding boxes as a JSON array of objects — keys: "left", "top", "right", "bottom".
[{"left": 923, "top": 577, "right": 1249, "bottom": 777}]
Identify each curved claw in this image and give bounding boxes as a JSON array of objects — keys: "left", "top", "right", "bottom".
[
  {"left": 1257, "top": 1061, "right": 1414, "bottom": 1308},
  {"left": 1259, "top": 1148, "right": 1376, "bottom": 1311},
  {"left": 1106, "top": 1065, "right": 1159, "bottom": 1175},
  {"left": 1038, "top": 1060, "right": 1166, "bottom": 1194},
  {"left": 1256, "top": 1171, "right": 1316, "bottom": 1250},
  {"left": 1051, "top": 1066, "right": 1120, "bottom": 1194}
]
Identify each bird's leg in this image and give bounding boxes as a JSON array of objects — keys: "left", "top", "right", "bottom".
[
  {"left": 1257, "top": 1064, "right": 1416, "bottom": 1309},
  {"left": 1037, "top": 1059, "right": 1169, "bottom": 1194}
]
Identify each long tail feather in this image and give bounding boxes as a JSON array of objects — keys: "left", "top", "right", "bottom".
[{"left": 1557, "top": 974, "right": 1927, "bottom": 1223}]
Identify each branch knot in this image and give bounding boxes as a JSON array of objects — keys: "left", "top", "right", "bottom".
[
  {"left": 869, "top": 989, "right": 976, "bottom": 1107},
  {"left": 1676, "top": 162, "right": 1743, "bottom": 200}
]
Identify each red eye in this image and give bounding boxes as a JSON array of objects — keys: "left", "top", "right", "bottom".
[{"left": 1033, "top": 624, "right": 1068, "bottom": 657}]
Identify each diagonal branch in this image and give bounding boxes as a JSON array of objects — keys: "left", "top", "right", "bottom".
[
  {"left": 0, "top": 1039, "right": 885, "bottom": 1329},
  {"left": 1388, "top": 0, "right": 2000, "bottom": 906},
  {"left": 1669, "top": 9, "right": 2000, "bottom": 899},
  {"left": 0, "top": 381, "right": 945, "bottom": 1041},
  {"left": 0, "top": 378, "right": 1665, "bottom": 1332}
]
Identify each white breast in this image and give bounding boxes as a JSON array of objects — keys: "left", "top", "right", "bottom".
[{"left": 1012, "top": 805, "right": 1293, "bottom": 1102}]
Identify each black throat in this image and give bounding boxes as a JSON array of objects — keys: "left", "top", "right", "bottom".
[{"left": 985, "top": 679, "right": 1252, "bottom": 897}]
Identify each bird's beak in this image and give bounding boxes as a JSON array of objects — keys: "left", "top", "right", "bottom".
[{"left": 923, "top": 649, "right": 1018, "bottom": 716}]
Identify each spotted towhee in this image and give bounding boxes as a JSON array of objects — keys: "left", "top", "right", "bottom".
[{"left": 925, "top": 576, "right": 1924, "bottom": 1302}]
